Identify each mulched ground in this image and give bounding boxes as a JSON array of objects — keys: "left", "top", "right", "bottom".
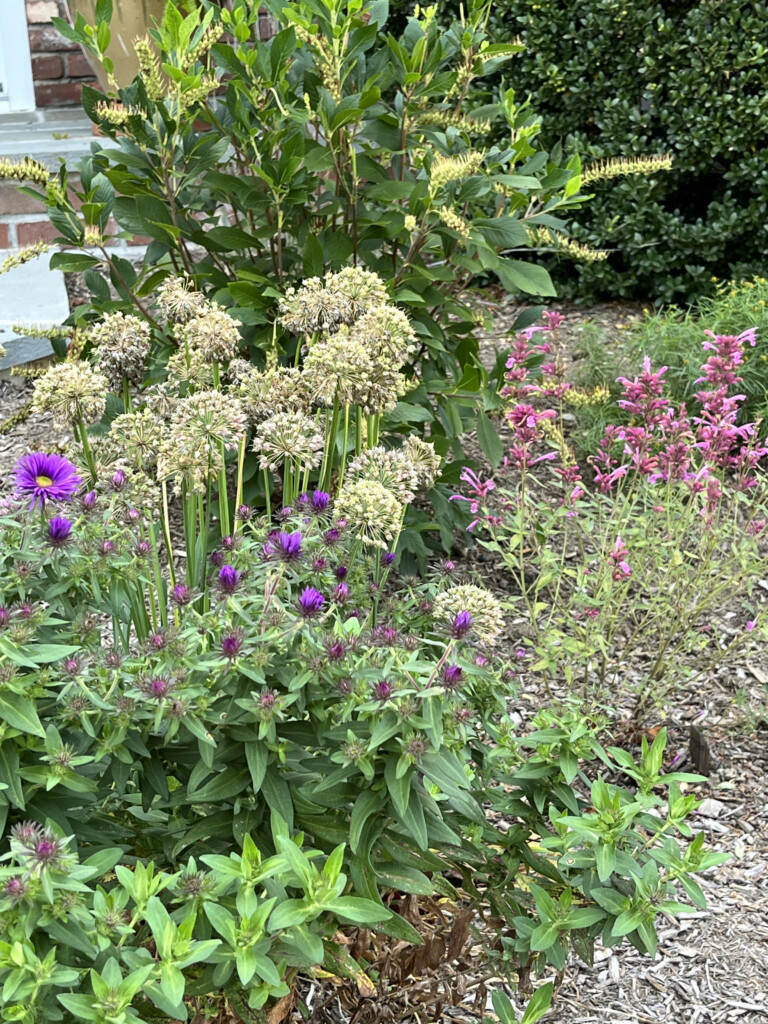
[{"left": 1, "top": 295, "right": 766, "bottom": 1024}]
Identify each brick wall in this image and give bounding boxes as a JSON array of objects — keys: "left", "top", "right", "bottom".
[{"left": 27, "top": 0, "right": 97, "bottom": 108}]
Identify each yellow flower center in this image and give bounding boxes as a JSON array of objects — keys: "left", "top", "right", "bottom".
[{"left": 35, "top": 475, "right": 53, "bottom": 487}]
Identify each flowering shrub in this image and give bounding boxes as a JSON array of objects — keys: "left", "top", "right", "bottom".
[
  {"left": 5, "top": 0, "right": 590, "bottom": 496},
  {"left": 454, "top": 315, "right": 768, "bottom": 717},
  {"left": 0, "top": 318, "right": 725, "bottom": 1017}
]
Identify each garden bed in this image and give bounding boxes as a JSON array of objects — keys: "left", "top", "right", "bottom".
[{"left": 2, "top": 295, "right": 766, "bottom": 1024}]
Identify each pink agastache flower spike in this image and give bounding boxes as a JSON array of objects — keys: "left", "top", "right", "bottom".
[
  {"left": 617, "top": 357, "right": 669, "bottom": 426},
  {"left": 449, "top": 467, "right": 497, "bottom": 533},
  {"left": 542, "top": 310, "right": 565, "bottom": 330},
  {"left": 609, "top": 535, "right": 632, "bottom": 581}
]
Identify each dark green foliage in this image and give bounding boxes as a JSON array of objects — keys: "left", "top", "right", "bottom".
[{"left": 472, "top": 0, "right": 768, "bottom": 304}]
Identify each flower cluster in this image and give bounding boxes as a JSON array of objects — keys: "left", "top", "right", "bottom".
[{"left": 90, "top": 312, "right": 152, "bottom": 389}]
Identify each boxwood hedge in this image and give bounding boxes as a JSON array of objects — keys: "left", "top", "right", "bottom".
[{"left": 451, "top": 0, "right": 768, "bottom": 304}]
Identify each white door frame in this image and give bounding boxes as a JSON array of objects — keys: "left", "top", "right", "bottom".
[{"left": 0, "top": 0, "right": 36, "bottom": 113}]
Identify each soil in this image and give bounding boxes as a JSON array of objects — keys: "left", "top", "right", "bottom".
[{"left": 1, "top": 293, "right": 766, "bottom": 1024}]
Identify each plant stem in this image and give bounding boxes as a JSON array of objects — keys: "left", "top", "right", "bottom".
[
  {"left": 77, "top": 419, "right": 98, "bottom": 484},
  {"left": 234, "top": 434, "right": 247, "bottom": 534}
]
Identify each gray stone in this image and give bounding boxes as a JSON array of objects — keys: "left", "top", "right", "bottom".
[{"left": 0, "top": 249, "right": 69, "bottom": 372}]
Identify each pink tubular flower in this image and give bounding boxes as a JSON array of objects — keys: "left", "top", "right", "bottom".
[
  {"left": 608, "top": 535, "right": 632, "bottom": 581},
  {"left": 542, "top": 310, "right": 565, "bottom": 330},
  {"left": 449, "top": 467, "right": 497, "bottom": 532}
]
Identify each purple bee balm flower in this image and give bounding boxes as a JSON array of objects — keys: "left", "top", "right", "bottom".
[
  {"left": 382, "top": 551, "right": 396, "bottom": 565},
  {"left": 333, "top": 581, "right": 350, "bottom": 604},
  {"left": 312, "top": 557, "right": 327, "bottom": 572},
  {"left": 218, "top": 565, "right": 242, "bottom": 594},
  {"left": 147, "top": 677, "right": 171, "bottom": 699},
  {"left": 334, "top": 565, "right": 348, "bottom": 579},
  {"left": 172, "top": 584, "right": 193, "bottom": 606},
  {"left": 236, "top": 504, "right": 253, "bottom": 521},
  {"left": 82, "top": 490, "right": 98, "bottom": 511},
  {"left": 134, "top": 540, "right": 151, "bottom": 558},
  {"left": 47, "top": 516, "right": 73, "bottom": 548},
  {"left": 111, "top": 469, "right": 126, "bottom": 491},
  {"left": 312, "top": 490, "right": 330, "bottom": 512},
  {"left": 14, "top": 452, "right": 81, "bottom": 508},
  {"left": 324, "top": 528, "right": 341, "bottom": 546},
  {"left": 451, "top": 611, "right": 473, "bottom": 638},
  {"left": 221, "top": 535, "right": 237, "bottom": 551},
  {"left": 210, "top": 550, "right": 224, "bottom": 567},
  {"left": 298, "top": 586, "right": 325, "bottom": 618},
  {"left": 99, "top": 540, "right": 116, "bottom": 557},
  {"left": 275, "top": 531, "right": 302, "bottom": 562}
]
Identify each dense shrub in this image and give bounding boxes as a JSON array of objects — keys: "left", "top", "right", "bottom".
[
  {"left": 474, "top": 0, "right": 768, "bottom": 304},
  {"left": 8, "top": 0, "right": 588, "bottom": 474}
]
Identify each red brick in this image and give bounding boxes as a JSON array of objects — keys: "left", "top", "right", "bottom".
[
  {"left": 66, "top": 53, "right": 95, "bottom": 78},
  {"left": 34, "top": 81, "right": 84, "bottom": 107},
  {"left": 0, "top": 225, "right": 10, "bottom": 248},
  {"left": 0, "top": 184, "right": 46, "bottom": 217},
  {"left": 16, "top": 220, "right": 61, "bottom": 245},
  {"left": 32, "top": 54, "right": 64, "bottom": 80},
  {"left": 28, "top": 26, "right": 80, "bottom": 52}
]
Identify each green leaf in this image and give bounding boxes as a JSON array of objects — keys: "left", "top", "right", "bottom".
[
  {"left": 349, "top": 788, "right": 385, "bottom": 853},
  {"left": 0, "top": 692, "right": 46, "bottom": 738},
  {"left": 476, "top": 410, "right": 504, "bottom": 467},
  {"left": 49, "top": 253, "right": 101, "bottom": 273},
  {"left": 324, "top": 897, "right": 391, "bottom": 925},
  {"left": 520, "top": 982, "right": 554, "bottom": 1024},
  {"left": 497, "top": 259, "right": 556, "bottom": 296}
]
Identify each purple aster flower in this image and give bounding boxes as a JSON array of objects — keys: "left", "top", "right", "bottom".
[
  {"left": 218, "top": 565, "right": 242, "bottom": 594},
  {"left": 0, "top": 608, "right": 10, "bottom": 627},
  {"left": 382, "top": 552, "right": 396, "bottom": 565},
  {"left": 325, "top": 641, "right": 346, "bottom": 662},
  {"left": 2, "top": 876, "right": 29, "bottom": 906},
  {"left": 324, "top": 528, "right": 341, "bottom": 546},
  {"left": 98, "top": 540, "right": 116, "bottom": 557},
  {"left": 221, "top": 535, "right": 237, "bottom": 551},
  {"left": 47, "top": 516, "right": 73, "bottom": 548},
  {"left": 333, "top": 581, "right": 350, "bottom": 604},
  {"left": 451, "top": 611, "right": 473, "bottom": 638},
  {"left": 82, "top": 490, "right": 98, "bottom": 511},
  {"left": 274, "top": 531, "right": 303, "bottom": 562},
  {"left": 236, "top": 504, "right": 253, "bottom": 521},
  {"left": 210, "top": 550, "right": 224, "bottom": 567},
  {"left": 63, "top": 657, "right": 81, "bottom": 677},
  {"left": 14, "top": 452, "right": 81, "bottom": 508},
  {"left": 134, "top": 540, "right": 150, "bottom": 558},
  {"left": 147, "top": 677, "right": 172, "bottom": 699},
  {"left": 372, "top": 680, "right": 394, "bottom": 702},
  {"left": 11, "top": 821, "right": 42, "bottom": 847},
  {"left": 312, "top": 490, "right": 330, "bottom": 512},
  {"left": 442, "top": 560, "right": 456, "bottom": 574},
  {"left": 125, "top": 509, "right": 140, "bottom": 523},
  {"left": 17, "top": 604, "right": 34, "bottom": 619},
  {"left": 335, "top": 565, "right": 348, "bottom": 579},
  {"left": 279, "top": 506, "right": 293, "bottom": 520},
  {"left": 442, "top": 664, "right": 464, "bottom": 690},
  {"left": 111, "top": 469, "right": 126, "bottom": 491},
  {"left": 298, "top": 587, "right": 325, "bottom": 618},
  {"left": 312, "top": 557, "right": 327, "bottom": 572},
  {"left": 172, "top": 584, "right": 193, "bottom": 606},
  {"left": 221, "top": 630, "right": 244, "bottom": 659},
  {"left": 29, "top": 832, "right": 68, "bottom": 871}
]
